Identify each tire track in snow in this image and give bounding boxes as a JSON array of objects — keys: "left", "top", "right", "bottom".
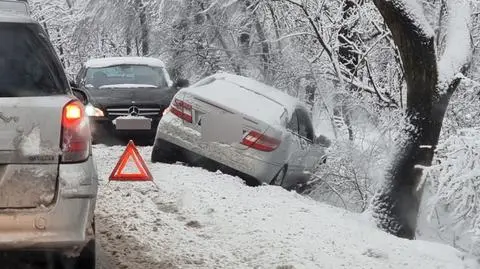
[{"left": 94, "top": 144, "right": 183, "bottom": 269}]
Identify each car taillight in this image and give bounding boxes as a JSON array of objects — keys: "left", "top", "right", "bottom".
[
  {"left": 61, "top": 100, "right": 91, "bottom": 163},
  {"left": 170, "top": 98, "right": 192, "bottom": 123},
  {"left": 242, "top": 130, "right": 281, "bottom": 152}
]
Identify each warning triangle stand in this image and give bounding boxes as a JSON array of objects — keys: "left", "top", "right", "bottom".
[{"left": 109, "top": 140, "right": 154, "bottom": 183}]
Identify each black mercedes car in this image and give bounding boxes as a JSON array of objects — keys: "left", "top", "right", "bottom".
[{"left": 70, "top": 56, "right": 189, "bottom": 145}]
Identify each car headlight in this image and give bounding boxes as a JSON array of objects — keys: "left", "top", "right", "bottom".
[{"left": 85, "top": 104, "right": 104, "bottom": 117}]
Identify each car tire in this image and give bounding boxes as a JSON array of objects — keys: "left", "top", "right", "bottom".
[
  {"left": 270, "top": 165, "right": 287, "bottom": 186},
  {"left": 151, "top": 140, "right": 178, "bottom": 164},
  {"left": 75, "top": 239, "right": 96, "bottom": 269}
]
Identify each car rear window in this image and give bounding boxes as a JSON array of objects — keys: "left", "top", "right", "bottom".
[{"left": 0, "top": 23, "right": 67, "bottom": 97}]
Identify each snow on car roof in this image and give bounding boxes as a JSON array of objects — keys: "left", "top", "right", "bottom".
[
  {"left": 0, "top": 1, "right": 30, "bottom": 18},
  {"left": 84, "top": 56, "right": 167, "bottom": 69},
  {"left": 191, "top": 72, "right": 304, "bottom": 117}
]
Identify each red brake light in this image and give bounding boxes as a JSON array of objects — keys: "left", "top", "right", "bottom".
[
  {"left": 242, "top": 130, "right": 281, "bottom": 152},
  {"left": 170, "top": 98, "right": 193, "bottom": 123},
  {"left": 62, "top": 102, "right": 83, "bottom": 127},
  {"left": 65, "top": 104, "right": 82, "bottom": 119},
  {"left": 61, "top": 100, "right": 91, "bottom": 163}
]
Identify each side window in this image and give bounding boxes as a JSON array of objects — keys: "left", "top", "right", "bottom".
[
  {"left": 287, "top": 111, "right": 299, "bottom": 134},
  {"left": 298, "top": 109, "right": 314, "bottom": 141},
  {"left": 0, "top": 23, "right": 67, "bottom": 97}
]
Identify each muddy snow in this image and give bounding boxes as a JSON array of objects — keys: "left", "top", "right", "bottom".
[{"left": 92, "top": 145, "right": 478, "bottom": 269}]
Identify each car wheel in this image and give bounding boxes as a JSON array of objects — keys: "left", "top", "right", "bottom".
[
  {"left": 270, "top": 165, "right": 287, "bottom": 186},
  {"left": 151, "top": 140, "right": 178, "bottom": 164},
  {"left": 75, "top": 239, "right": 96, "bottom": 269}
]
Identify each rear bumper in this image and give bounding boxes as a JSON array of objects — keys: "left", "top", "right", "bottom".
[
  {"left": 155, "top": 138, "right": 262, "bottom": 185},
  {"left": 155, "top": 115, "right": 281, "bottom": 184},
  {"left": 0, "top": 157, "right": 98, "bottom": 251}
]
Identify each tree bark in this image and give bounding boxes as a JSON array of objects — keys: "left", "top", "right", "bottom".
[
  {"left": 337, "top": 0, "right": 362, "bottom": 141},
  {"left": 135, "top": 0, "right": 149, "bottom": 56},
  {"left": 338, "top": 0, "right": 361, "bottom": 77},
  {"left": 370, "top": 0, "right": 457, "bottom": 239}
]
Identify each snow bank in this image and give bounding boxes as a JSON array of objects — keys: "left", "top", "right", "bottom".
[{"left": 93, "top": 145, "right": 478, "bottom": 269}]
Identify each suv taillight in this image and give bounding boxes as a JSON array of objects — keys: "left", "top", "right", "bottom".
[
  {"left": 242, "top": 130, "right": 281, "bottom": 152},
  {"left": 61, "top": 100, "right": 91, "bottom": 163},
  {"left": 170, "top": 98, "right": 193, "bottom": 123}
]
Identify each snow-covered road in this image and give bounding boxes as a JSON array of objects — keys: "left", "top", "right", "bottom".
[{"left": 93, "top": 145, "right": 478, "bottom": 269}]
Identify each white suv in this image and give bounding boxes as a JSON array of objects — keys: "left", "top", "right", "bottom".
[{"left": 0, "top": 2, "right": 97, "bottom": 268}]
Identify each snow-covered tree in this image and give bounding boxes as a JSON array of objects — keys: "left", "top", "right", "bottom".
[{"left": 370, "top": 0, "right": 472, "bottom": 239}]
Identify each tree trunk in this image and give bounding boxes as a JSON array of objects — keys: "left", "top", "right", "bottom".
[
  {"left": 337, "top": 0, "right": 362, "bottom": 141},
  {"left": 244, "top": 1, "right": 271, "bottom": 79},
  {"left": 370, "top": 0, "right": 452, "bottom": 239},
  {"left": 135, "top": 0, "right": 149, "bottom": 56},
  {"left": 338, "top": 0, "right": 360, "bottom": 77},
  {"left": 126, "top": 36, "right": 132, "bottom": 55},
  {"left": 56, "top": 28, "right": 65, "bottom": 65}
]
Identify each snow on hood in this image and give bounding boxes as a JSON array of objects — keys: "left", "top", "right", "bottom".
[
  {"left": 93, "top": 145, "right": 478, "bottom": 269},
  {"left": 85, "top": 57, "right": 166, "bottom": 69}
]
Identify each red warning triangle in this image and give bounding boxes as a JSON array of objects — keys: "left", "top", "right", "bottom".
[{"left": 109, "top": 140, "right": 153, "bottom": 181}]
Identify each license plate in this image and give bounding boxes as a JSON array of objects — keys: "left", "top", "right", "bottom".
[
  {"left": 115, "top": 117, "right": 152, "bottom": 130},
  {"left": 201, "top": 113, "right": 243, "bottom": 144}
]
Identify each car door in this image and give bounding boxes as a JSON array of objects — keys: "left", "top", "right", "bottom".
[
  {"left": 297, "top": 109, "right": 326, "bottom": 176},
  {"left": 283, "top": 110, "right": 306, "bottom": 185}
]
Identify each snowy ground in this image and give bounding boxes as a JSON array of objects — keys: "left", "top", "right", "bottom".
[{"left": 93, "top": 145, "right": 479, "bottom": 269}]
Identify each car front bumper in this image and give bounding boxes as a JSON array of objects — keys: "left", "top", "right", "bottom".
[
  {"left": 90, "top": 117, "right": 160, "bottom": 138},
  {"left": 0, "top": 158, "right": 98, "bottom": 251}
]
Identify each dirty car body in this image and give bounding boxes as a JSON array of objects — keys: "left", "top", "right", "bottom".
[
  {"left": 74, "top": 57, "right": 178, "bottom": 144},
  {"left": 0, "top": 4, "right": 97, "bottom": 267},
  {"left": 152, "top": 73, "right": 328, "bottom": 189}
]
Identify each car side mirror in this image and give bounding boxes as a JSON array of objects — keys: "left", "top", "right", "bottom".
[
  {"left": 72, "top": 88, "right": 88, "bottom": 105},
  {"left": 174, "top": 79, "right": 190, "bottom": 89},
  {"left": 315, "top": 135, "right": 331, "bottom": 147}
]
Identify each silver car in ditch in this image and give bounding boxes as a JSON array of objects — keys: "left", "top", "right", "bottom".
[
  {"left": 152, "top": 73, "right": 328, "bottom": 189},
  {"left": 0, "top": 2, "right": 97, "bottom": 268}
]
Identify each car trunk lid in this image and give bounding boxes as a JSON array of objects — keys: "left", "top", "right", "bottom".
[
  {"left": 181, "top": 81, "right": 287, "bottom": 150},
  {"left": 0, "top": 96, "right": 67, "bottom": 209}
]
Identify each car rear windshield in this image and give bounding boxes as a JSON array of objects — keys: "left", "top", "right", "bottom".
[
  {"left": 85, "top": 64, "right": 169, "bottom": 89},
  {"left": 0, "top": 23, "right": 67, "bottom": 97}
]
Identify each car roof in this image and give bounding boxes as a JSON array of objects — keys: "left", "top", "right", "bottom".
[
  {"left": 191, "top": 72, "right": 307, "bottom": 116},
  {"left": 0, "top": 1, "right": 33, "bottom": 23},
  {"left": 84, "top": 57, "right": 167, "bottom": 69},
  {"left": 0, "top": 13, "right": 34, "bottom": 23}
]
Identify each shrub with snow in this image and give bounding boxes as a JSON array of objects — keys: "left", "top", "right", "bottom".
[{"left": 421, "top": 127, "right": 480, "bottom": 256}]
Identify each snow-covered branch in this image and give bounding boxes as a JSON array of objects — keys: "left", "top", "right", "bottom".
[{"left": 438, "top": 0, "right": 472, "bottom": 94}]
